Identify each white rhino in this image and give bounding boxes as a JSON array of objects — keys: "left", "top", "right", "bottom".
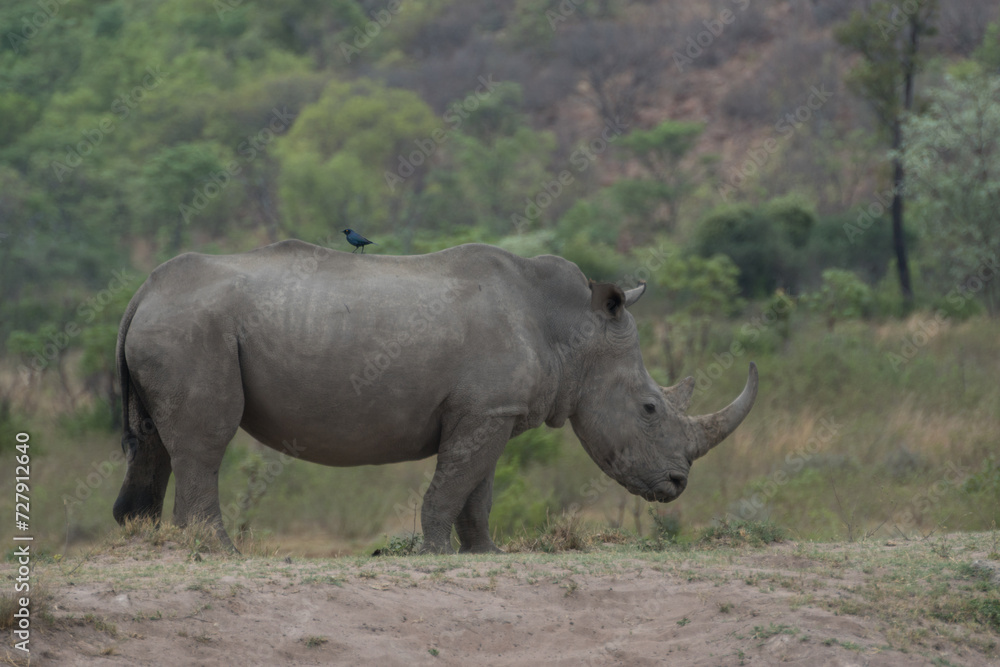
[{"left": 113, "top": 241, "right": 757, "bottom": 553}]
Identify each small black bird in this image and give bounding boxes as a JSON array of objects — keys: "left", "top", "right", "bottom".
[{"left": 342, "top": 229, "right": 375, "bottom": 253}]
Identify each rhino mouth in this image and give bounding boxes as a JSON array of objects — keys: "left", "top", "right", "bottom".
[{"left": 627, "top": 474, "right": 687, "bottom": 503}]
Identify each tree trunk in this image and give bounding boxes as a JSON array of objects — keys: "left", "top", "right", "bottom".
[
  {"left": 891, "top": 127, "right": 913, "bottom": 303},
  {"left": 891, "top": 14, "right": 921, "bottom": 306}
]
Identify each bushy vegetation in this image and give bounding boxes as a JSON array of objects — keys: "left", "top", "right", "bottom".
[{"left": 1, "top": 1, "right": 999, "bottom": 554}]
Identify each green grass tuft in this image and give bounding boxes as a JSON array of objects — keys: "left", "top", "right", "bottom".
[
  {"left": 374, "top": 533, "right": 423, "bottom": 556},
  {"left": 700, "top": 518, "right": 786, "bottom": 547}
]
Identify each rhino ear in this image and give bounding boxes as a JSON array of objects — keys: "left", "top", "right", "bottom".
[
  {"left": 589, "top": 281, "right": 626, "bottom": 319},
  {"left": 661, "top": 376, "right": 695, "bottom": 413}
]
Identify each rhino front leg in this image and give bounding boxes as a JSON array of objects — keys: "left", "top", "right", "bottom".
[
  {"left": 420, "top": 415, "right": 513, "bottom": 554},
  {"left": 456, "top": 471, "right": 502, "bottom": 554}
]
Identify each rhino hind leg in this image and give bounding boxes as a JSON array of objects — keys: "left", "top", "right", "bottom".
[
  {"left": 167, "top": 432, "right": 239, "bottom": 550},
  {"left": 128, "top": 335, "right": 245, "bottom": 550},
  {"left": 155, "top": 396, "right": 243, "bottom": 550},
  {"left": 456, "top": 473, "right": 502, "bottom": 554},
  {"left": 420, "top": 415, "right": 514, "bottom": 554}
]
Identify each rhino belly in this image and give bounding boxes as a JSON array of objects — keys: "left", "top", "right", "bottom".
[{"left": 236, "top": 348, "right": 449, "bottom": 467}]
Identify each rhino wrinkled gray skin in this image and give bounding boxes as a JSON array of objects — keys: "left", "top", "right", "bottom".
[{"left": 113, "top": 241, "right": 758, "bottom": 553}]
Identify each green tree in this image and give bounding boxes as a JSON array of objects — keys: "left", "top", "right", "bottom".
[
  {"left": 274, "top": 78, "right": 438, "bottom": 242},
  {"left": 132, "top": 142, "right": 229, "bottom": 252},
  {"left": 655, "top": 252, "right": 743, "bottom": 320},
  {"left": 450, "top": 127, "right": 556, "bottom": 235},
  {"left": 427, "top": 83, "right": 558, "bottom": 237},
  {"left": 974, "top": 20, "right": 1000, "bottom": 71},
  {"left": 835, "top": 0, "right": 938, "bottom": 305},
  {"left": 619, "top": 120, "right": 703, "bottom": 231},
  {"left": 900, "top": 70, "right": 1000, "bottom": 315},
  {"left": 764, "top": 195, "right": 816, "bottom": 249},
  {"left": 653, "top": 245, "right": 743, "bottom": 379}
]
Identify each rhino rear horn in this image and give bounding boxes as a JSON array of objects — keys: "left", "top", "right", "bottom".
[
  {"left": 688, "top": 363, "right": 758, "bottom": 460},
  {"left": 624, "top": 281, "right": 646, "bottom": 307},
  {"left": 661, "top": 376, "right": 695, "bottom": 413}
]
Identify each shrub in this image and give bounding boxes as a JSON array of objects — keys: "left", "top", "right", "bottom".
[
  {"left": 654, "top": 250, "right": 744, "bottom": 318},
  {"left": 557, "top": 198, "right": 620, "bottom": 246},
  {"left": 804, "top": 211, "right": 897, "bottom": 288},
  {"left": 764, "top": 195, "right": 816, "bottom": 249},
  {"left": 373, "top": 533, "right": 423, "bottom": 556},
  {"left": 639, "top": 507, "right": 683, "bottom": 551},
  {"left": 561, "top": 233, "right": 623, "bottom": 283},
  {"left": 692, "top": 204, "right": 799, "bottom": 297},
  {"left": 802, "top": 269, "right": 874, "bottom": 330}
]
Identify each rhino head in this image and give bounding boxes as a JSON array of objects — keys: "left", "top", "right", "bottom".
[{"left": 568, "top": 281, "right": 758, "bottom": 503}]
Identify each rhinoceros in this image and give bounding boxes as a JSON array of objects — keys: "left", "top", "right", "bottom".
[{"left": 113, "top": 240, "right": 757, "bottom": 553}]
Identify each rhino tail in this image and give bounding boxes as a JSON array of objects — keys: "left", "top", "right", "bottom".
[
  {"left": 117, "top": 288, "right": 144, "bottom": 453},
  {"left": 114, "top": 285, "right": 172, "bottom": 526}
]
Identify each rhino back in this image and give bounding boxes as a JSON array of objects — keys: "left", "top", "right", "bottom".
[{"left": 125, "top": 241, "right": 586, "bottom": 466}]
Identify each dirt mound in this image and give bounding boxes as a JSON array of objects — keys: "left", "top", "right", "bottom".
[{"left": 8, "top": 533, "right": 999, "bottom": 666}]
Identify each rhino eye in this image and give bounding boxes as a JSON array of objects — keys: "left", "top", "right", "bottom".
[{"left": 643, "top": 403, "right": 656, "bottom": 415}]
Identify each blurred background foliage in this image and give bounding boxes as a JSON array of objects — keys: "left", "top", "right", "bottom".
[{"left": 1, "top": 0, "right": 999, "bottom": 553}]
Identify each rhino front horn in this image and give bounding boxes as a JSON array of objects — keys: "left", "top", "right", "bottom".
[{"left": 688, "top": 362, "right": 758, "bottom": 460}]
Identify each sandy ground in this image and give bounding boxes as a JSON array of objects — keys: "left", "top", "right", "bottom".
[{"left": 9, "top": 537, "right": 999, "bottom": 666}]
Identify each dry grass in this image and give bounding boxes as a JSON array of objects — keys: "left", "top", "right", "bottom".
[
  {"left": 0, "top": 582, "right": 52, "bottom": 631},
  {"left": 504, "top": 513, "right": 593, "bottom": 553},
  {"left": 107, "top": 516, "right": 279, "bottom": 559}
]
